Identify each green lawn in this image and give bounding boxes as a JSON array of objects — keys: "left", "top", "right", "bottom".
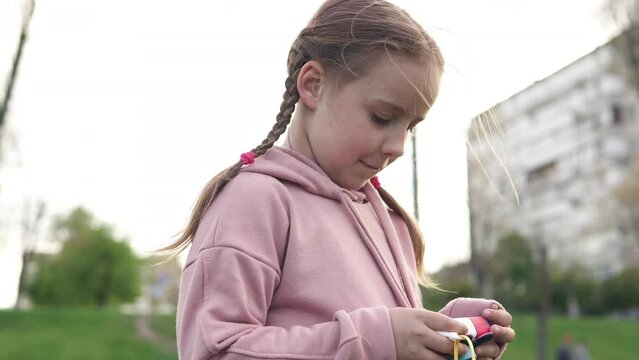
[
  {"left": 0, "top": 307, "right": 176, "bottom": 360},
  {"left": 1, "top": 309, "right": 638, "bottom": 359},
  {"left": 505, "top": 313, "right": 638, "bottom": 359}
]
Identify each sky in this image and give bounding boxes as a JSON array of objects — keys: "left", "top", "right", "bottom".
[{"left": 0, "top": 0, "right": 611, "bottom": 309}]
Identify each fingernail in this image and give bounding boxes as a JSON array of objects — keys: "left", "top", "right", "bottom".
[
  {"left": 483, "top": 309, "right": 492, "bottom": 318},
  {"left": 490, "top": 303, "right": 500, "bottom": 309}
]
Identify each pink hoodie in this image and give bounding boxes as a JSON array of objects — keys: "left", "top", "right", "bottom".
[{"left": 177, "top": 147, "right": 505, "bottom": 359}]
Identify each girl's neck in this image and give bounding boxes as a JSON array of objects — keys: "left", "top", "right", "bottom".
[
  {"left": 283, "top": 114, "right": 319, "bottom": 166},
  {"left": 285, "top": 133, "right": 294, "bottom": 150}
]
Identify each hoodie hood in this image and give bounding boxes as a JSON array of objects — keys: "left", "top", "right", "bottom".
[
  {"left": 241, "top": 146, "right": 420, "bottom": 307},
  {"left": 241, "top": 146, "right": 368, "bottom": 203}
]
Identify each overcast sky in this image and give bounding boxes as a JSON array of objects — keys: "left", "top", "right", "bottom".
[{"left": 0, "top": 0, "right": 610, "bottom": 309}]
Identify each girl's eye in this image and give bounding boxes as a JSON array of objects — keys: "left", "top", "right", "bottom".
[{"left": 372, "top": 114, "right": 392, "bottom": 126}]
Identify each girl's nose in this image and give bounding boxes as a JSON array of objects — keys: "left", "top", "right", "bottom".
[{"left": 382, "top": 128, "right": 406, "bottom": 158}]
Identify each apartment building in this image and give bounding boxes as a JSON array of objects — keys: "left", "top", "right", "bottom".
[{"left": 468, "top": 27, "right": 639, "bottom": 278}]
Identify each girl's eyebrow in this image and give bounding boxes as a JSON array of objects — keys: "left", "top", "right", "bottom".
[
  {"left": 372, "top": 99, "right": 426, "bottom": 123},
  {"left": 372, "top": 99, "right": 406, "bottom": 115}
]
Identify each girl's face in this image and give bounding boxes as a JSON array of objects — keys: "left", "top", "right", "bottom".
[{"left": 298, "top": 55, "right": 438, "bottom": 190}]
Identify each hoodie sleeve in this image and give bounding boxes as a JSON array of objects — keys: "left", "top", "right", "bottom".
[
  {"left": 177, "top": 174, "right": 397, "bottom": 360},
  {"left": 439, "top": 297, "right": 509, "bottom": 359}
]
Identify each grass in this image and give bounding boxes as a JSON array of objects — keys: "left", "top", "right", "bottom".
[
  {"left": 1, "top": 308, "right": 638, "bottom": 359},
  {"left": 150, "top": 312, "right": 177, "bottom": 342},
  {"left": 0, "top": 307, "right": 176, "bottom": 360},
  {"left": 505, "top": 312, "right": 639, "bottom": 359}
]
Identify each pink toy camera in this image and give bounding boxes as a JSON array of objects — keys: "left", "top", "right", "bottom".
[{"left": 439, "top": 316, "right": 494, "bottom": 346}]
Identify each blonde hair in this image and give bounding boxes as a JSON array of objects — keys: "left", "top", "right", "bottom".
[{"left": 162, "top": 0, "right": 444, "bottom": 287}]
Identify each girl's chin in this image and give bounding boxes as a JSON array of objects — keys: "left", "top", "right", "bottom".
[{"left": 334, "top": 179, "right": 367, "bottom": 191}]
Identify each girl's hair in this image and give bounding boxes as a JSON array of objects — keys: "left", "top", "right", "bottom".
[{"left": 162, "top": 0, "right": 444, "bottom": 287}]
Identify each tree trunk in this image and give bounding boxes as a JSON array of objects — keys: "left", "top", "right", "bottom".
[
  {"left": 0, "top": 0, "right": 35, "bottom": 135},
  {"left": 537, "top": 244, "right": 550, "bottom": 360}
]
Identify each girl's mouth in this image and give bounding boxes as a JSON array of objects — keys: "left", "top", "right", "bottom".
[{"left": 360, "top": 160, "right": 381, "bottom": 171}]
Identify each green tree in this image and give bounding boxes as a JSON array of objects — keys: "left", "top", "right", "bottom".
[
  {"left": 601, "top": 267, "right": 639, "bottom": 312},
  {"left": 423, "top": 262, "right": 478, "bottom": 310},
  {"left": 28, "top": 207, "right": 140, "bottom": 307},
  {"left": 491, "top": 232, "right": 538, "bottom": 311},
  {"left": 550, "top": 265, "right": 598, "bottom": 315}
]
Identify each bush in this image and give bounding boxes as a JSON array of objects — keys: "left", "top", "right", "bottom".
[
  {"left": 600, "top": 267, "right": 639, "bottom": 312},
  {"left": 28, "top": 207, "right": 140, "bottom": 307}
]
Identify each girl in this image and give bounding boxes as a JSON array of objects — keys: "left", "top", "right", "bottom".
[{"left": 165, "top": 1, "right": 515, "bottom": 359}]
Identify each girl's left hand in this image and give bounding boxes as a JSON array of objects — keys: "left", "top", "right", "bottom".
[{"left": 473, "top": 303, "right": 516, "bottom": 359}]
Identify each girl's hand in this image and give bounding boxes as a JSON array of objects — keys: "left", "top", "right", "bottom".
[
  {"left": 473, "top": 304, "right": 516, "bottom": 359},
  {"left": 389, "top": 308, "right": 469, "bottom": 360}
]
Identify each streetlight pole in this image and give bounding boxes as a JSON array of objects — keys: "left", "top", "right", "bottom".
[{"left": 411, "top": 129, "right": 419, "bottom": 221}]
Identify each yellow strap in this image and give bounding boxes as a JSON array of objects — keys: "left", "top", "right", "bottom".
[
  {"left": 453, "top": 335, "right": 477, "bottom": 360},
  {"left": 454, "top": 339, "right": 458, "bottom": 359}
]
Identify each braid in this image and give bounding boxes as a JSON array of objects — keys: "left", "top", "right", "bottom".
[
  {"left": 159, "top": 51, "right": 305, "bottom": 257},
  {"left": 250, "top": 47, "right": 306, "bottom": 157},
  {"left": 252, "top": 74, "right": 299, "bottom": 157}
]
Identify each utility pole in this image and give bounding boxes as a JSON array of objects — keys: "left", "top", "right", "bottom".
[
  {"left": 412, "top": 128, "right": 426, "bottom": 305},
  {"left": 536, "top": 241, "right": 550, "bottom": 360},
  {"left": 411, "top": 128, "right": 419, "bottom": 221},
  {"left": 0, "top": 0, "right": 35, "bottom": 140}
]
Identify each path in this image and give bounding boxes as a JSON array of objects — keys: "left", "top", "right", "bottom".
[{"left": 136, "top": 315, "right": 177, "bottom": 354}]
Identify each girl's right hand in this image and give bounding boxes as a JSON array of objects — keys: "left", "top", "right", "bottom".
[{"left": 389, "top": 308, "right": 469, "bottom": 360}]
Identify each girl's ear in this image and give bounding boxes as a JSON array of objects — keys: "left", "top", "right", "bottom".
[{"left": 297, "top": 60, "right": 325, "bottom": 111}]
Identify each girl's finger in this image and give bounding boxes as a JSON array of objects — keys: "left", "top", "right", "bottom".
[
  {"left": 424, "top": 329, "right": 469, "bottom": 356},
  {"left": 482, "top": 308, "right": 512, "bottom": 327},
  {"left": 491, "top": 324, "right": 516, "bottom": 344},
  {"left": 474, "top": 341, "right": 500, "bottom": 358},
  {"left": 420, "top": 310, "right": 468, "bottom": 334}
]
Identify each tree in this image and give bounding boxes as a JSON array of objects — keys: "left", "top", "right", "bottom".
[
  {"left": 423, "top": 261, "right": 478, "bottom": 310},
  {"left": 0, "top": 0, "right": 35, "bottom": 138},
  {"left": 28, "top": 207, "right": 140, "bottom": 307},
  {"left": 602, "top": 0, "right": 639, "bottom": 31},
  {"left": 601, "top": 267, "right": 639, "bottom": 312},
  {"left": 491, "top": 232, "right": 539, "bottom": 311},
  {"left": 15, "top": 199, "right": 46, "bottom": 309},
  {"left": 550, "top": 265, "right": 598, "bottom": 316},
  {"left": 601, "top": 0, "right": 639, "bottom": 94},
  {"left": 615, "top": 157, "right": 639, "bottom": 258}
]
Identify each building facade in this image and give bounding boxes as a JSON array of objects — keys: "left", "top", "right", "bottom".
[{"left": 468, "top": 27, "right": 639, "bottom": 279}]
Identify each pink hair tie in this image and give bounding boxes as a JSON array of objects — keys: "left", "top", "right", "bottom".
[
  {"left": 370, "top": 176, "right": 381, "bottom": 189},
  {"left": 240, "top": 152, "right": 255, "bottom": 165}
]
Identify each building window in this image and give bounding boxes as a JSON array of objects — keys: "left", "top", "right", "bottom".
[
  {"left": 612, "top": 103, "right": 623, "bottom": 125},
  {"left": 527, "top": 161, "right": 557, "bottom": 184},
  {"left": 570, "top": 197, "right": 581, "bottom": 207}
]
